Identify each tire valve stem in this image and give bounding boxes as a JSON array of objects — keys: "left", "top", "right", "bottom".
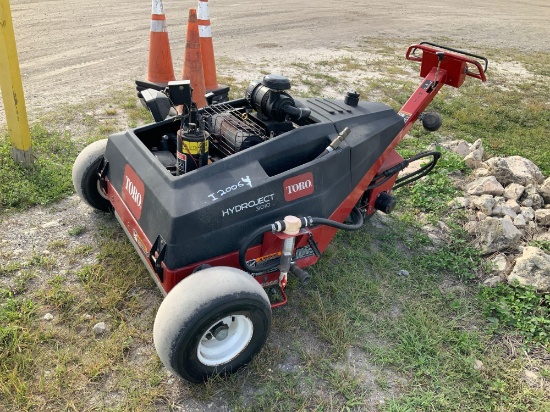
[{"left": 279, "top": 216, "right": 302, "bottom": 288}]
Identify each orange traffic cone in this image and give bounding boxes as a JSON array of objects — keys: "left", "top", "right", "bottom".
[
  {"left": 147, "top": 0, "right": 176, "bottom": 84},
  {"left": 182, "top": 8, "right": 207, "bottom": 108},
  {"left": 197, "top": 0, "right": 218, "bottom": 91}
]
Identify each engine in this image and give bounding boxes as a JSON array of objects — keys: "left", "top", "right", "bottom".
[
  {"left": 147, "top": 74, "right": 312, "bottom": 175},
  {"left": 204, "top": 74, "right": 311, "bottom": 157}
]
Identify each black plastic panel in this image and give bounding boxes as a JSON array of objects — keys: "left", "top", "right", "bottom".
[{"left": 104, "top": 98, "right": 403, "bottom": 269}]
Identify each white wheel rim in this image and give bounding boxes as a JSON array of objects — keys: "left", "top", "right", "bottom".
[{"left": 197, "top": 315, "right": 254, "bottom": 366}]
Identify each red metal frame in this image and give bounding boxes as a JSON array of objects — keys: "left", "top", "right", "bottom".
[{"left": 105, "top": 44, "right": 486, "bottom": 306}]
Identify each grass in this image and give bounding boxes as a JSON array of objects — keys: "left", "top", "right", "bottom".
[
  {"left": 0, "top": 217, "right": 167, "bottom": 410},
  {"left": 0, "top": 124, "right": 79, "bottom": 211},
  {"left": 1, "top": 39, "right": 550, "bottom": 410},
  {"left": 68, "top": 225, "right": 87, "bottom": 236},
  {"left": 481, "top": 283, "right": 550, "bottom": 346},
  {"left": 0, "top": 88, "right": 151, "bottom": 215},
  {"left": 429, "top": 76, "right": 550, "bottom": 174}
]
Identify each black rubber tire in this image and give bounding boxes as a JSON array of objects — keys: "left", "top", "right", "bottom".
[
  {"left": 153, "top": 267, "right": 271, "bottom": 383},
  {"left": 72, "top": 139, "right": 110, "bottom": 211}
]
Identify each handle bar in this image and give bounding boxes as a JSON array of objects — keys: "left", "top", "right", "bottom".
[{"left": 406, "top": 42, "right": 487, "bottom": 82}]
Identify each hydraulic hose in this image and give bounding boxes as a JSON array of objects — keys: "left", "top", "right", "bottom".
[
  {"left": 239, "top": 224, "right": 276, "bottom": 273},
  {"left": 365, "top": 151, "right": 441, "bottom": 191},
  {"left": 238, "top": 206, "right": 364, "bottom": 273},
  {"left": 394, "top": 151, "right": 441, "bottom": 189},
  {"left": 309, "top": 205, "right": 363, "bottom": 231}
]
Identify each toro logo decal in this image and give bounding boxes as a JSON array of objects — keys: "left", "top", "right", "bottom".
[
  {"left": 284, "top": 172, "right": 314, "bottom": 202},
  {"left": 122, "top": 164, "right": 144, "bottom": 220}
]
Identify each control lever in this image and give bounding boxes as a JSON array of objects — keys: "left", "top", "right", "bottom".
[{"left": 434, "top": 51, "right": 445, "bottom": 84}]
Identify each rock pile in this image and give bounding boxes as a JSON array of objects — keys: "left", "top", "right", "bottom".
[{"left": 436, "top": 140, "right": 550, "bottom": 291}]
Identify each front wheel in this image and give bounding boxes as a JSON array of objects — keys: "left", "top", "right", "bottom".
[
  {"left": 72, "top": 139, "right": 110, "bottom": 211},
  {"left": 153, "top": 267, "right": 271, "bottom": 383}
]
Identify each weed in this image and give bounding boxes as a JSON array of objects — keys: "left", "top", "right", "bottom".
[
  {"left": 72, "top": 244, "right": 94, "bottom": 256},
  {"left": 0, "top": 261, "right": 21, "bottom": 276},
  {"left": 397, "top": 150, "right": 468, "bottom": 215},
  {"left": 47, "top": 239, "right": 67, "bottom": 250},
  {"left": 0, "top": 221, "right": 165, "bottom": 410},
  {"left": 406, "top": 171, "right": 456, "bottom": 212},
  {"left": 27, "top": 253, "right": 56, "bottom": 272},
  {"left": 97, "top": 121, "right": 117, "bottom": 135},
  {"left": 417, "top": 238, "right": 481, "bottom": 280},
  {"left": 12, "top": 271, "right": 36, "bottom": 295},
  {"left": 530, "top": 240, "right": 550, "bottom": 254},
  {"left": 0, "top": 87, "right": 153, "bottom": 216},
  {"left": 481, "top": 282, "right": 550, "bottom": 346},
  {"left": 68, "top": 225, "right": 87, "bottom": 236},
  {"left": 104, "top": 107, "right": 118, "bottom": 116},
  {"left": 0, "top": 296, "right": 36, "bottom": 404},
  {"left": 39, "top": 282, "right": 77, "bottom": 312}
]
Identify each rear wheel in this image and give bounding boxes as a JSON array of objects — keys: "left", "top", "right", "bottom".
[
  {"left": 153, "top": 267, "right": 271, "bottom": 383},
  {"left": 72, "top": 139, "right": 110, "bottom": 211}
]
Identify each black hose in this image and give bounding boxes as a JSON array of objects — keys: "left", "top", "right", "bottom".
[
  {"left": 238, "top": 207, "right": 364, "bottom": 273},
  {"left": 394, "top": 151, "right": 440, "bottom": 189},
  {"left": 364, "top": 151, "right": 441, "bottom": 191},
  {"left": 239, "top": 224, "right": 276, "bottom": 273},
  {"left": 310, "top": 206, "right": 364, "bottom": 231},
  {"left": 365, "top": 173, "right": 394, "bottom": 191}
]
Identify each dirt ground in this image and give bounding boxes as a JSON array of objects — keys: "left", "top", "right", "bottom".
[
  {"left": 1, "top": 0, "right": 549, "bottom": 126},
  {"left": 1, "top": 1, "right": 550, "bottom": 410}
]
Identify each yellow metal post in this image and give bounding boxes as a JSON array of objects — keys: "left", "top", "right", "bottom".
[{"left": 0, "top": 0, "right": 32, "bottom": 165}]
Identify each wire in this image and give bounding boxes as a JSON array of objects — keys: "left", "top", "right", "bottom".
[
  {"left": 394, "top": 151, "right": 440, "bottom": 189},
  {"left": 237, "top": 152, "right": 438, "bottom": 274},
  {"left": 364, "top": 151, "right": 441, "bottom": 191},
  {"left": 181, "top": 139, "right": 199, "bottom": 169}
]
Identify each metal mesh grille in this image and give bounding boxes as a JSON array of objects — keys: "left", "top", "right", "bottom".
[{"left": 203, "top": 104, "right": 267, "bottom": 156}]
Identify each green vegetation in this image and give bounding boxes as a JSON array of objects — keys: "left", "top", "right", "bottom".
[
  {"left": 0, "top": 218, "right": 166, "bottom": 410},
  {"left": 399, "top": 151, "right": 469, "bottom": 214},
  {"left": 68, "top": 225, "right": 87, "bottom": 236},
  {"left": 1, "top": 40, "right": 549, "bottom": 410},
  {"left": 0, "top": 124, "right": 78, "bottom": 211},
  {"left": 0, "top": 89, "right": 151, "bottom": 215},
  {"left": 482, "top": 283, "right": 550, "bottom": 346},
  {"left": 430, "top": 74, "right": 550, "bottom": 175},
  {"left": 530, "top": 240, "right": 550, "bottom": 254}
]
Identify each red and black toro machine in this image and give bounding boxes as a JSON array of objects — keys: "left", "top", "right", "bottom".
[{"left": 73, "top": 43, "right": 487, "bottom": 383}]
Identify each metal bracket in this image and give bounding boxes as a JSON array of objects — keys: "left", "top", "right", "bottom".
[
  {"left": 307, "top": 233, "right": 322, "bottom": 258},
  {"left": 149, "top": 235, "right": 167, "bottom": 282},
  {"left": 97, "top": 158, "right": 109, "bottom": 194}
]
